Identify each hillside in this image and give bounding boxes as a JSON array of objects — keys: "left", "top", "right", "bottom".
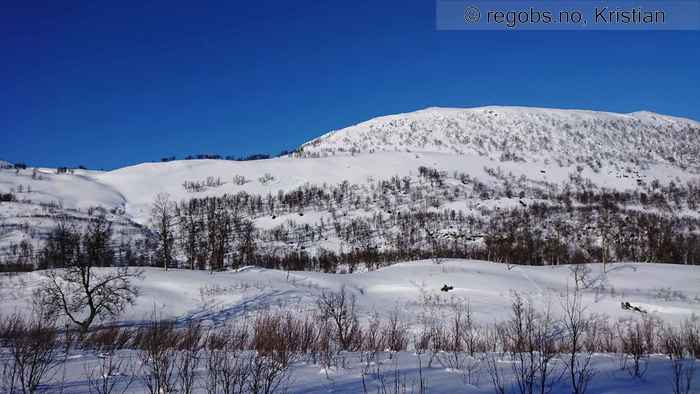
[
  {"left": 1, "top": 106, "right": 700, "bottom": 270},
  {"left": 300, "top": 107, "right": 700, "bottom": 170}
]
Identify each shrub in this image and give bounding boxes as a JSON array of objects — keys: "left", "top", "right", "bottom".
[
  {"left": 317, "top": 287, "right": 361, "bottom": 351},
  {"left": 0, "top": 316, "right": 61, "bottom": 394},
  {"left": 0, "top": 193, "right": 16, "bottom": 202},
  {"left": 258, "top": 173, "right": 275, "bottom": 185}
]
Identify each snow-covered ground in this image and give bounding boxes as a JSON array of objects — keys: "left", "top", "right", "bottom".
[
  {"left": 3, "top": 260, "right": 699, "bottom": 327},
  {"left": 17, "top": 349, "right": 698, "bottom": 393},
  {"left": 2, "top": 260, "right": 699, "bottom": 393}
]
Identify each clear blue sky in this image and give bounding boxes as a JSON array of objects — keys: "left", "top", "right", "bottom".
[{"left": 1, "top": 1, "right": 698, "bottom": 169}]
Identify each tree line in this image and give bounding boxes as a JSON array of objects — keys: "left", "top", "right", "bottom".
[
  {"left": 3, "top": 166, "right": 700, "bottom": 273},
  {"left": 159, "top": 150, "right": 297, "bottom": 163}
]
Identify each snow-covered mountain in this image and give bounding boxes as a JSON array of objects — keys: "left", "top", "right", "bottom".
[
  {"left": 300, "top": 106, "right": 700, "bottom": 170},
  {"left": 2, "top": 106, "right": 700, "bottom": 266}
]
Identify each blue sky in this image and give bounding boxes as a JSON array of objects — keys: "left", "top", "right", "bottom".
[{"left": 1, "top": 1, "right": 698, "bottom": 169}]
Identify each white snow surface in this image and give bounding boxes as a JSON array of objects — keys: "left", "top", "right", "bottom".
[
  {"left": 3, "top": 260, "right": 699, "bottom": 326},
  {"left": 18, "top": 349, "right": 700, "bottom": 393},
  {"left": 2, "top": 260, "right": 700, "bottom": 393}
]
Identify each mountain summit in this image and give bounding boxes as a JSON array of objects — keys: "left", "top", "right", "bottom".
[{"left": 299, "top": 106, "right": 700, "bottom": 170}]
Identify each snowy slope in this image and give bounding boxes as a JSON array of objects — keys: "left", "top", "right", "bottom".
[
  {"left": 4, "top": 260, "right": 698, "bottom": 326},
  {"left": 2, "top": 106, "right": 700, "bottom": 253},
  {"left": 90, "top": 151, "right": 695, "bottom": 224},
  {"left": 0, "top": 167, "right": 138, "bottom": 251},
  {"left": 0, "top": 168, "right": 126, "bottom": 210},
  {"left": 300, "top": 106, "right": 700, "bottom": 170}
]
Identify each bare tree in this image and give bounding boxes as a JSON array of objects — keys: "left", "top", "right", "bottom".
[
  {"left": 137, "top": 319, "right": 179, "bottom": 394},
  {"left": 561, "top": 287, "right": 594, "bottom": 394},
  {"left": 235, "top": 220, "right": 257, "bottom": 269},
  {"left": 421, "top": 212, "right": 444, "bottom": 264},
  {"left": 486, "top": 353, "right": 507, "bottom": 394},
  {"left": 246, "top": 354, "right": 289, "bottom": 394},
  {"left": 618, "top": 319, "right": 650, "bottom": 379},
  {"left": 205, "top": 198, "right": 234, "bottom": 272},
  {"left": 38, "top": 215, "right": 81, "bottom": 270},
  {"left": 437, "top": 302, "right": 472, "bottom": 370},
  {"left": 205, "top": 327, "right": 250, "bottom": 394},
  {"left": 501, "top": 292, "right": 562, "bottom": 394},
  {"left": 175, "top": 322, "right": 204, "bottom": 394},
  {"left": 317, "top": 286, "right": 361, "bottom": 351},
  {"left": 1, "top": 316, "right": 61, "bottom": 394},
  {"left": 569, "top": 264, "right": 592, "bottom": 291},
  {"left": 151, "top": 193, "right": 176, "bottom": 270},
  {"left": 383, "top": 307, "right": 409, "bottom": 353},
  {"left": 35, "top": 217, "right": 143, "bottom": 334},
  {"left": 662, "top": 326, "right": 697, "bottom": 394},
  {"left": 174, "top": 200, "right": 201, "bottom": 270},
  {"left": 85, "top": 352, "right": 136, "bottom": 394}
]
